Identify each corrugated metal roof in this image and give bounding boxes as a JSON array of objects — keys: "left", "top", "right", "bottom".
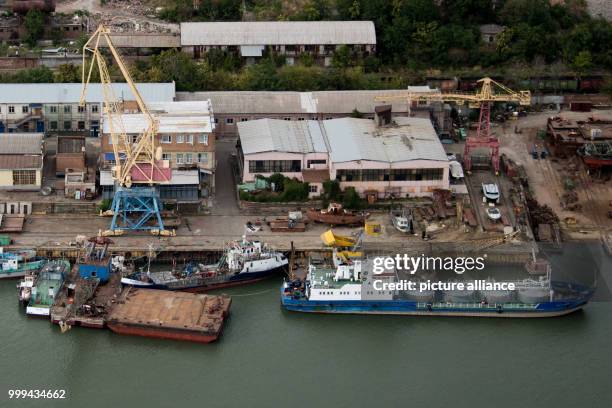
[
  {"left": 102, "top": 113, "right": 213, "bottom": 134},
  {"left": 176, "top": 89, "right": 421, "bottom": 115},
  {"left": 0, "top": 83, "right": 175, "bottom": 104},
  {"left": 238, "top": 119, "right": 328, "bottom": 155},
  {"left": 323, "top": 117, "right": 448, "bottom": 163},
  {"left": 0, "top": 133, "right": 43, "bottom": 154},
  {"left": 180, "top": 21, "right": 376, "bottom": 46},
  {"left": 0, "top": 154, "right": 42, "bottom": 169},
  {"left": 100, "top": 34, "right": 181, "bottom": 48},
  {"left": 147, "top": 100, "right": 212, "bottom": 116}
]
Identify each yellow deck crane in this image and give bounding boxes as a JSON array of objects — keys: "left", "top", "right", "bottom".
[
  {"left": 375, "top": 77, "right": 531, "bottom": 174},
  {"left": 80, "top": 25, "right": 173, "bottom": 236}
]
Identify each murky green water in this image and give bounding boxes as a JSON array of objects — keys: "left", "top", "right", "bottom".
[{"left": 1, "top": 244, "right": 611, "bottom": 408}]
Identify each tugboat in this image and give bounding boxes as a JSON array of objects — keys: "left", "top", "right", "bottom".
[
  {"left": 391, "top": 208, "right": 413, "bottom": 233},
  {"left": 26, "top": 260, "right": 70, "bottom": 317},
  {"left": 306, "top": 203, "right": 369, "bottom": 226},
  {"left": 1, "top": 249, "right": 46, "bottom": 279},
  {"left": 122, "top": 237, "right": 288, "bottom": 291}
]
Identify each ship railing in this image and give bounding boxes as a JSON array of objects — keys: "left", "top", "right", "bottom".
[{"left": 417, "top": 302, "right": 539, "bottom": 310}]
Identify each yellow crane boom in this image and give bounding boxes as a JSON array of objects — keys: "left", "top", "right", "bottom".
[
  {"left": 79, "top": 25, "right": 168, "bottom": 188},
  {"left": 375, "top": 77, "right": 531, "bottom": 108}
]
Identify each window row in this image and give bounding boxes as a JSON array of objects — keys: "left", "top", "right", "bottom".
[
  {"left": 161, "top": 152, "right": 209, "bottom": 165},
  {"left": 336, "top": 168, "right": 444, "bottom": 182},
  {"left": 249, "top": 160, "right": 301, "bottom": 174},
  {"left": 160, "top": 134, "right": 209, "bottom": 145}
]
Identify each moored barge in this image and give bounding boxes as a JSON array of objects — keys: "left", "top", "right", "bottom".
[{"left": 107, "top": 289, "right": 231, "bottom": 343}]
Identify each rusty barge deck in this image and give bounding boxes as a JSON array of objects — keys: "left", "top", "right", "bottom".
[{"left": 107, "top": 288, "right": 231, "bottom": 343}]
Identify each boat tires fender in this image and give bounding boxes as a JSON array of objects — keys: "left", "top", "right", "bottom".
[{"left": 497, "top": 305, "right": 503, "bottom": 314}]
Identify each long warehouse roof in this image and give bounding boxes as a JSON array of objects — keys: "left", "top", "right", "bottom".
[
  {"left": 0, "top": 83, "right": 176, "bottom": 104},
  {"left": 180, "top": 21, "right": 376, "bottom": 46}
]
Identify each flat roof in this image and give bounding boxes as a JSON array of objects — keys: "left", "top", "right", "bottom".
[
  {"left": 0, "top": 133, "right": 43, "bottom": 154},
  {"left": 0, "top": 83, "right": 175, "bottom": 104},
  {"left": 147, "top": 100, "right": 213, "bottom": 116},
  {"left": 324, "top": 117, "right": 448, "bottom": 163},
  {"left": 176, "top": 89, "right": 423, "bottom": 115},
  {"left": 180, "top": 21, "right": 376, "bottom": 46},
  {"left": 238, "top": 119, "right": 328, "bottom": 155}
]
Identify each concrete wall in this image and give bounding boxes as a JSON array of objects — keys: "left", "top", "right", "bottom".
[{"left": 0, "top": 168, "right": 42, "bottom": 190}]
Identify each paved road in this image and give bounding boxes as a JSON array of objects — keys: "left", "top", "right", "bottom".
[{"left": 210, "top": 139, "right": 240, "bottom": 215}]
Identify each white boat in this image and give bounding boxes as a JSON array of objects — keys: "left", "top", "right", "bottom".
[
  {"left": 449, "top": 161, "right": 464, "bottom": 179},
  {"left": 486, "top": 207, "right": 502, "bottom": 221},
  {"left": 391, "top": 209, "right": 413, "bottom": 233},
  {"left": 482, "top": 183, "right": 500, "bottom": 203}
]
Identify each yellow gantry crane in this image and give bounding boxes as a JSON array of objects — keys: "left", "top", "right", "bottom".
[
  {"left": 375, "top": 77, "right": 531, "bottom": 173},
  {"left": 80, "top": 25, "right": 172, "bottom": 236}
]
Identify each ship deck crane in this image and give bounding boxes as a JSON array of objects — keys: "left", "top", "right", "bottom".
[
  {"left": 80, "top": 25, "right": 172, "bottom": 236},
  {"left": 375, "top": 77, "right": 531, "bottom": 174}
]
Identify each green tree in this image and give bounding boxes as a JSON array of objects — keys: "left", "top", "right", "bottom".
[
  {"left": 331, "top": 45, "right": 353, "bottom": 68},
  {"left": 54, "top": 64, "right": 80, "bottom": 82},
  {"left": 571, "top": 50, "right": 592, "bottom": 76},
  {"left": 24, "top": 9, "right": 45, "bottom": 47}
]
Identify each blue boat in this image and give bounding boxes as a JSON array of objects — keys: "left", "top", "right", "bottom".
[{"left": 281, "top": 252, "right": 594, "bottom": 318}]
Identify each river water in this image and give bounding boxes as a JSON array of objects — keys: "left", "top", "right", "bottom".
[{"left": 1, "top": 243, "right": 611, "bottom": 408}]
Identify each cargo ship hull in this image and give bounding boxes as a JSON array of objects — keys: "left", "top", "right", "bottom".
[
  {"left": 281, "top": 282, "right": 593, "bottom": 318},
  {"left": 107, "top": 322, "right": 221, "bottom": 343},
  {"left": 122, "top": 266, "right": 285, "bottom": 291}
]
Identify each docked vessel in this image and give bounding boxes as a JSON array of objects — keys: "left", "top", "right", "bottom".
[
  {"left": 26, "top": 260, "right": 70, "bottom": 316},
  {"left": 577, "top": 141, "right": 612, "bottom": 169},
  {"left": 122, "top": 238, "right": 288, "bottom": 291},
  {"left": 281, "top": 251, "right": 594, "bottom": 318},
  {"left": 1, "top": 249, "right": 46, "bottom": 279},
  {"left": 306, "top": 203, "right": 369, "bottom": 226},
  {"left": 18, "top": 272, "right": 39, "bottom": 306},
  {"left": 391, "top": 208, "right": 413, "bottom": 234},
  {"left": 107, "top": 289, "right": 231, "bottom": 343}
]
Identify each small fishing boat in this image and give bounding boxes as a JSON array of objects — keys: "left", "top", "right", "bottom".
[{"left": 306, "top": 203, "right": 369, "bottom": 226}]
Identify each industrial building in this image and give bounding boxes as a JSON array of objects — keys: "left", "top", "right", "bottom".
[
  {"left": 180, "top": 21, "right": 376, "bottom": 65},
  {"left": 0, "top": 83, "right": 176, "bottom": 134},
  {"left": 177, "top": 87, "right": 450, "bottom": 138},
  {"left": 100, "top": 100, "right": 216, "bottom": 201},
  {"left": 238, "top": 114, "right": 449, "bottom": 198},
  {"left": 0, "top": 133, "right": 44, "bottom": 190}
]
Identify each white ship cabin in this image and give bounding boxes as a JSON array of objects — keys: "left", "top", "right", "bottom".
[{"left": 307, "top": 261, "right": 363, "bottom": 301}]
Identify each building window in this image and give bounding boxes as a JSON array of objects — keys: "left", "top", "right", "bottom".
[
  {"left": 78, "top": 121, "right": 85, "bottom": 130},
  {"left": 91, "top": 104, "right": 99, "bottom": 113},
  {"left": 22, "top": 106, "right": 29, "bottom": 114},
  {"left": 161, "top": 135, "right": 172, "bottom": 143},
  {"left": 186, "top": 134, "right": 194, "bottom": 144},
  {"left": 214, "top": 118, "right": 219, "bottom": 124},
  {"left": 226, "top": 118, "right": 234, "bottom": 125},
  {"left": 249, "top": 160, "right": 301, "bottom": 173},
  {"left": 162, "top": 153, "right": 171, "bottom": 161},
  {"left": 13, "top": 170, "right": 36, "bottom": 185},
  {"left": 50, "top": 106, "right": 57, "bottom": 113},
  {"left": 50, "top": 121, "right": 58, "bottom": 130},
  {"left": 198, "top": 134, "right": 208, "bottom": 145},
  {"left": 335, "top": 168, "right": 444, "bottom": 182},
  {"left": 297, "top": 117, "right": 305, "bottom": 121},
  {"left": 176, "top": 135, "right": 185, "bottom": 143},
  {"left": 77, "top": 105, "right": 85, "bottom": 113},
  {"left": 64, "top": 121, "right": 71, "bottom": 130},
  {"left": 198, "top": 152, "right": 209, "bottom": 164},
  {"left": 309, "top": 185, "right": 318, "bottom": 193},
  {"left": 240, "top": 118, "right": 248, "bottom": 122},
  {"left": 307, "top": 159, "right": 326, "bottom": 168},
  {"left": 176, "top": 153, "right": 184, "bottom": 164},
  {"left": 185, "top": 153, "right": 193, "bottom": 164},
  {"left": 64, "top": 106, "right": 71, "bottom": 113},
  {"left": 8, "top": 106, "right": 14, "bottom": 114},
  {"left": 283, "top": 117, "right": 291, "bottom": 121}
]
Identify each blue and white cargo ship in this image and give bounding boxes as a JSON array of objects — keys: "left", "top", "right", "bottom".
[{"left": 281, "top": 251, "right": 594, "bottom": 318}]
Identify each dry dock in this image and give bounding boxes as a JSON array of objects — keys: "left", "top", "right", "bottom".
[{"left": 107, "top": 288, "right": 231, "bottom": 343}]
